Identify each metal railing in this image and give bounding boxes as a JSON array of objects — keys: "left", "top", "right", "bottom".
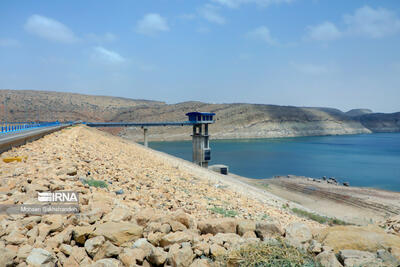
[
  {"left": 0, "top": 121, "right": 61, "bottom": 134},
  {"left": 84, "top": 121, "right": 196, "bottom": 127}
]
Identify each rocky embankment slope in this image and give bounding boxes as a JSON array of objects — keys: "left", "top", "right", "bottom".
[
  {"left": 358, "top": 112, "right": 400, "bottom": 133},
  {"left": 1, "top": 90, "right": 399, "bottom": 141},
  {"left": 120, "top": 104, "right": 376, "bottom": 141},
  {"left": 0, "top": 125, "right": 400, "bottom": 266}
]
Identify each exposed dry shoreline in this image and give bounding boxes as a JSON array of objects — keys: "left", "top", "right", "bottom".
[
  {"left": 119, "top": 123, "right": 375, "bottom": 142},
  {"left": 238, "top": 175, "right": 400, "bottom": 225}
]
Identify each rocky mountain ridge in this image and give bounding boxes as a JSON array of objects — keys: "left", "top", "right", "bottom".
[{"left": 1, "top": 89, "right": 399, "bottom": 141}]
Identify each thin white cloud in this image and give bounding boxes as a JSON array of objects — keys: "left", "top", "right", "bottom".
[
  {"left": 198, "top": 4, "right": 226, "bottom": 25},
  {"left": 197, "top": 26, "right": 210, "bottom": 33},
  {"left": 86, "top": 32, "right": 117, "bottom": 43},
  {"left": 290, "top": 62, "right": 329, "bottom": 75},
  {"left": 306, "top": 21, "right": 342, "bottom": 41},
  {"left": 211, "top": 0, "right": 293, "bottom": 8},
  {"left": 344, "top": 6, "right": 400, "bottom": 38},
  {"left": 246, "top": 26, "right": 277, "bottom": 45},
  {"left": 24, "top": 14, "right": 78, "bottom": 43},
  {"left": 0, "top": 38, "right": 21, "bottom": 47},
  {"left": 92, "top": 46, "right": 126, "bottom": 64},
  {"left": 135, "top": 13, "right": 169, "bottom": 36},
  {"left": 179, "top": 14, "right": 197, "bottom": 20}
]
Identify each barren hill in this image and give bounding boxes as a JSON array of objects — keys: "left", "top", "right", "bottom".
[
  {"left": 1, "top": 89, "right": 399, "bottom": 141},
  {"left": 0, "top": 89, "right": 163, "bottom": 122},
  {"left": 345, "top": 108, "right": 373, "bottom": 117}
]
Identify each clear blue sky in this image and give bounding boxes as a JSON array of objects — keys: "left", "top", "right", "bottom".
[{"left": 1, "top": 0, "right": 399, "bottom": 112}]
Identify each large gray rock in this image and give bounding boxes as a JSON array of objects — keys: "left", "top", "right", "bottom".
[
  {"left": 93, "top": 241, "right": 121, "bottom": 261},
  {"left": 90, "top": 258, "right": 123, "bottom": 267},
  {"left": 255, "top": 221, "right": 284, "bottom": 240},
  {"left": 85, "top": 236, "right": 106, "bottom": 257},
  {"left": 237, "top": 220, "right": 256, "bottom": 236},
  {"left": 315, "top": 251, "right": 343, "bottom": 267},
  {"left": 91, "top": 222, "right": 143, "bottom": 246},
  {"left": 26, "top": 248, "right": 56, "bottom": 267},
  {"left": 147, "top": 247, "right": 168, "bottom": 265},
  {"left": 118, "top": 247, "right": 147, "bottom": 266},
  {"left": 4, "top": 230, "right": 28, "bottom": 246},
  {"left": 169, "top": 245, "right": 195, "bottom": 267},
  {"left": 59, "top": 244, "right": 73, "bottom": 256},
  {"left": 338, "top": 249, "right": 381, "bottom": 267},
  {"left": 189, "top": 259, "right": 211, "bottom": 267},
  {"left": 198, "top": 218, "right": 237, "bottom": 235},
  {"left": 133, "top": 238, "right": 155, "bottom": 257},
  {"left": 172, "top": 210, "right": 197, "bottom": 230},
  {"left": 73, "top": 225, "right": 96, "bottom": 245},
  {"left": 308, "top": 239, "right": 322, "bottom": 254},
  {"left": 284, "top": 222, "right": 312, "bottom": 245},
  {"left": 71, "top": 246, "right": 89, "bottom": 264},
  {"left": 377, "top": 249, "right": 400, "bottom": 266},
  {"left": 160, "top": 231, "right": 192, "bottom": 247},
  {"left": 0, "top": 248, "right": 17, "bottom": 267},
  {"left": 210, "top": 243, "right": 227, "bottom": 257},
  {"left": 17, "top": 244, "right": 32, "bottom": 261},
  {"left": 209, "top": 233, "right": 242, "bottom": 247}
]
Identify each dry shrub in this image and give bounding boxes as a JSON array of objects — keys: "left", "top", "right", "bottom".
[{"left": 216, "top": 239, "right": 320, "bottom": 267}]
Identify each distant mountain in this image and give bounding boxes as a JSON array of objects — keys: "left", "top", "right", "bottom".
[
  {"left": 358, "top": 112, "right": 400, "bottom": 133},
  {"left": 1, "top": 89, "right": 398, "bottom": 141},
  {"left": 345, "top": 109, "right": 373, "bottom": 117},
  {"left": 0, "top": 89, "right": 163, "bottom": 122}
]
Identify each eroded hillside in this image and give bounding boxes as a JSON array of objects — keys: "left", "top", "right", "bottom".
[{"left": 1, "top": 89, "right": 399, "bottom": 141}]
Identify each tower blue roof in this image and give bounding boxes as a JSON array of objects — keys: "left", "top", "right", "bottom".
[
  {"left": 186, "top": 112, "right": 215, "bottom": 123},
  {"left": 185, "top": 112, "right": 215, "bottom": 116}
]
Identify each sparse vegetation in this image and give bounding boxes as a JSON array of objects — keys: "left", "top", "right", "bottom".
[
  {"left": 261, "top": 214, "right": 270, "bottom": 220},
  {"left": 82, "top": 178, "right": 108, "bottom": 188},
  {"left": 209, "top": 206, "right": 238, "bottom": 217},
  {"left": 291, "top": 208, "right": 349, "bottom": 226},
  {"left": 215, "top": 238, "right": 320, "bottom": 267}
]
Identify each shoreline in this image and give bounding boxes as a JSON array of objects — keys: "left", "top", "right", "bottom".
[
  {"left": 123, "top": 132, "right": 400, "bottom": 194},
  {"left": 124, "top": 133, "right": 400, "bottom": 226},
  {"left": 237, "top": 175, "right": 400, "bottom": 225},
  {"left": 119, "top": 128, "right": 400, "bottom": 142}
]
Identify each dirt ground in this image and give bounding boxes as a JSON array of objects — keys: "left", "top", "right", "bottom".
[{"left": 238, "top": 175, "right": 400, "bottom": 225}]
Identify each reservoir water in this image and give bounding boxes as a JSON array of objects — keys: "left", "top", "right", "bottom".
[{"left": 149, "top": 133, "right": 400, "bottom": 192}]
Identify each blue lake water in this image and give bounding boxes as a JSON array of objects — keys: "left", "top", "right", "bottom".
[{"left": 149, "top": 133, "right": 400, "bottom": 192}]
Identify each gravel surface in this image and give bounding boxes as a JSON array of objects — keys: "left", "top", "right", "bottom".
[{"left": 0, "top": 125, "right": 319, "bottom": 228}]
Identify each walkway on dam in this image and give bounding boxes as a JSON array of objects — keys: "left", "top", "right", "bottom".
[
  {"left": 84, "top": 121, "right": 195, "bottom": 127},
  {"left": 0, "top": 124, "right": 71, "bottom": 153}
]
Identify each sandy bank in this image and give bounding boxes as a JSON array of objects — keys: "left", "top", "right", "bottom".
[{"left": 240, "top": 175, "right": 400, "bottom": 225}]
